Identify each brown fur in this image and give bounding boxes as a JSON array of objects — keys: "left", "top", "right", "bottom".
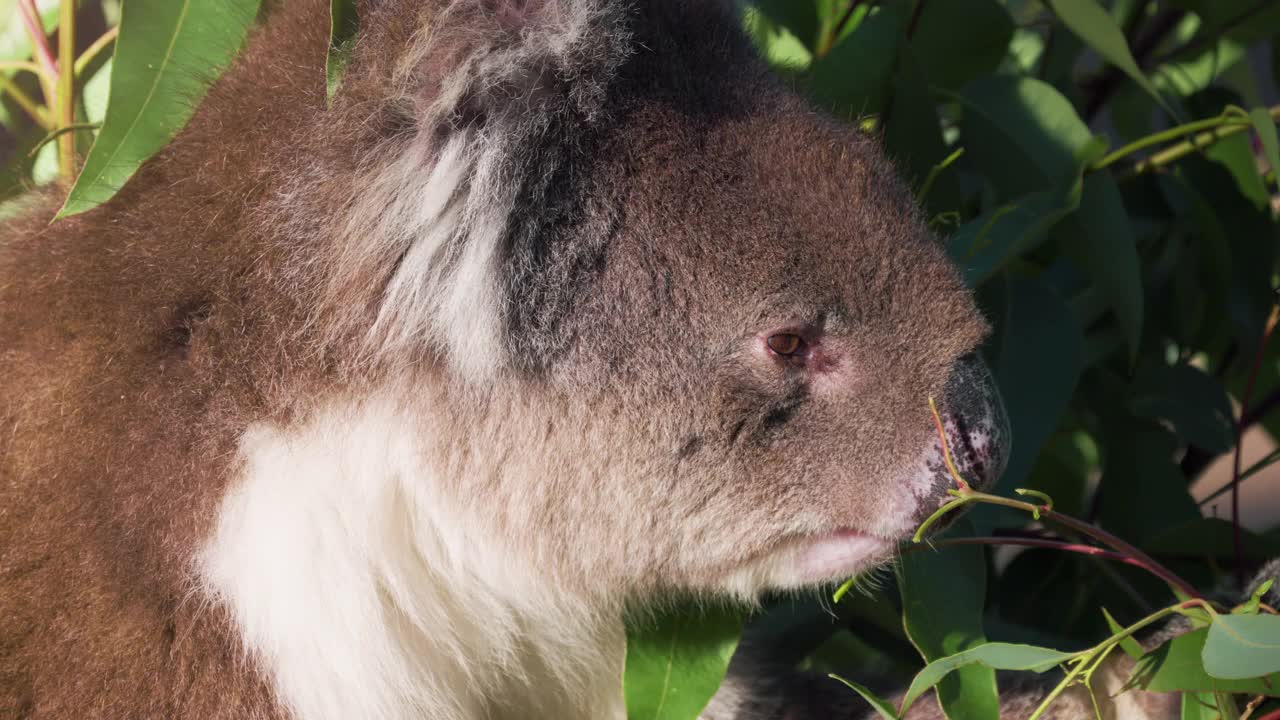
[{"left": 1, "top": 1, "right": 996, "bottom": 718}]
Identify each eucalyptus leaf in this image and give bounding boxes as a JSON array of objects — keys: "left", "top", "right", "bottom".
[
  {"left": 1044, "top": 0, "right": 1174, "bottom": 117},
  {"left": 910, "top": 0, "right": 1013, "bottom": 93},
  {"left": 1059, "top": 173, "right": 1144, "bottom": 360},
  {"left": 624, "top": 603, "right": 744, "bottom": 720},
  {"left": 807, "top": 2, "right": 909, "bottom": 119},
  {"left": 1249, "top": 107, "right": 1280, "bottom": 190},
  {"left": 898, "top": 644, "right": 1079, "bottom": 715},
  {"left": 829, "top": 675, "right": 899, "bottom": 720},
  {"left": 328, "top": 0, "right": 360, "bottom": 99},
  {"left": 1203, "top": 614, "right": 1280, "bottom": 680},
  {"left": 899, "top": 538, "right": 997, "bottom": 720},
  {"left": 57, "top": 0, "right": 262, "bottom": 218},
  {"left": 957, "top": 75, "right": 1094, "bottom": 198},
  {"left": 1128, "top": 364, "right": 1235, "bottom": 453},
  {"left": 1133, "top": 627, "right": 1280, "bottom": 693},
  {"left": 985, "top": 274, "right": 1084, "bottom": 498}
]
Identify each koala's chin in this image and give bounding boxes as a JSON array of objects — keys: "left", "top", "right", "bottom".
[
  {"left": 0, "top": 0, "right": 1010, "bottom": 719},
  {"left": 721, "top": 353, "right": 1010, "bottom": 594}
]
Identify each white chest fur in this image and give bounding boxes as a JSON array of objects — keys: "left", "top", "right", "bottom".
[{"left": 198, "top": 394, "right": 625, "bottom": 720}]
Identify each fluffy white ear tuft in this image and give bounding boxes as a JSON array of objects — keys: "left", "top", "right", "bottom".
[{"left": 311, "top": 0, "right": 631, "bottom": 383}]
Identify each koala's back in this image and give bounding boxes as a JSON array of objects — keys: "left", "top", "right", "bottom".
[{"left": 0, "top": 1, "right": 340, "bottom": 716}]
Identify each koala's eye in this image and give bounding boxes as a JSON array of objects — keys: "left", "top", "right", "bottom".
[{"left": 766, "top": 333, "right": 805, "bottom": 357}]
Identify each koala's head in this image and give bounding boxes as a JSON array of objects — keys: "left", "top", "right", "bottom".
[{"left": 310, "top": 0, "right": 1010, "bottom": 599}]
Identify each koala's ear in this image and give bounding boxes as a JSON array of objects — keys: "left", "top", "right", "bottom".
[
  {"left": 414, "top": 0, "right": 629, "bottom": 133},
  {"left": 325, "top": 0, "right": 632, "bottom": 381}
]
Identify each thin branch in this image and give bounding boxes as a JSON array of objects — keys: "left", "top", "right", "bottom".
[
  {"left": 17, "top": 0, "right": 58, "bottom": 84},
  {"left": 27, "top": 122, "right": 99, "bottom": 158},
  {"left": 1042, "top": 508, "right": 1203, "bottom": 599},
  {"left": 0, "top": 73, "right": 53, "bottom": 130},
  {"left": 1090, "top": 109, "right": 1260, "bottom": 171},
  {"left": 56, "top": 0, "right": 77, "bottom": 182},
  {"left": 73, "top": 26, "right": 117, "bottom": 77},
  {"left": 1121, "top": 106, "right": 1280, "bottom": 177},
  {"left": 0, "top": 60, "right": 45, "bottom": 78},
  {"left": 917, "top": 536, "right": 1153, "bottom": 609}
]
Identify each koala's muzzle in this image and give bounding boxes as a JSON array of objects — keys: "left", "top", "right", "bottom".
[{"left": 927, "top": 354, "right": 1011, "bottom": 497}]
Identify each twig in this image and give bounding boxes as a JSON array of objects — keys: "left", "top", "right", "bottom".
[
  {"left": 919, "top": 399, "right": 1204, "bottom": 600},
  {"left": 1091, "top": 108, "right": 1263, "bottom": 172},
  {"left": 74, "top": 26, "right": 117, "bottom": 77},
  {"left": 27, "top": 122, "right": 99, "bottom": 158},
  {"left": 1121, "top": 106, "right": 1280, "bottom": 178},
  {"left": 0, "top": 60, "right": 45, "bottom": 77},
  {"left": 914, "top": 537, "right": 1155, "bottom": 603},
  {"left": 817, "top": 0, "right": 870, "bottom": 58},
  {"left": 57, "top": 0, "right": 77, "bottom": 182},
  {"left": 0, "top": 73, "right": 53, "bottom": 129},
  {"left": 17, "top": 0, "right": 58, "bottom": 84},
  {"left": 1231, "top": 304, "right": 1280, "bottom": 586}
]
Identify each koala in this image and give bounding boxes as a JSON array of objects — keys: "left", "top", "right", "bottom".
[{"left": 0, "top": 0, "right": 1010, "bottom": 719}]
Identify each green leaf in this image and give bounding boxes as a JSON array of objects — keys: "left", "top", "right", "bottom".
[
  {"left": 957, "top": 75, "right": 1095, "bottom": 198},
  {"left": 829, "top": 674, "right": 899, "bottom": 720},
  {"left": 1099, "top": 423, "right": 1200, "bottom": 545},
  {"left": 882, "top": 44, "right": 959, "bottom": 217},
  {"left": 984, "top": 274, "right": 1084, "bottom": 498},
  {"left": 1102, "top": 608, "right": 1144, "bottom": 660},
  {"left": 1249, "top": 107, "right": 1280, "bottom": 190},
  {"left": 624, "top": 603, "right": 744, "bottom": 720},
  {"left": 1145, "top": 518, "right": 1280, "bottom": 561},
  {"left": 1180, "top": 691, "right": 1217, "bottom": 720},
  {"left": 807, "top": 3, "right": 909, "bottom": 119},
  {"left": 56, "top": 0, "right": 262, "bottom": 218},
  {"left": 1044, "top": 0, "right": 1173, "bottom": 117},
  {"left": 745, "top": 0, "right": 821, "bottom": 51},
  {"left": 910, "top": 0, "right": 1013, "bottom": 93},
  {"left": 899, "top": 537, "right": 997, "bottom": 720},
  {"left": 898, "top": 644, "right": 1079, "bottom": 715},
  {"left": 1060, "top": 173, "right": 1144, "bottom": 360},
  {"left": 1203, "top": 614, "right": 1280, "bottom": 680},
  {"left": 743, "top": 10, "right": 813, "bottom": 71},
  {"left": 1129, "top": 364, "right": 1234, "bottom": 453},
  {"left": 328, "top": 0, "right": 360, "bottom": 99},
  {"left": 1133, "top": 627, "right": 1280, "bottom": 693},
  {"left": 947, "top": 172, "right": 1085, "bottom": 286}
]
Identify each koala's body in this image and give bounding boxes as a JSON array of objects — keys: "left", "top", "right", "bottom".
[{"left": 0, "top": 1, "right": 1014, "bottom": 718}]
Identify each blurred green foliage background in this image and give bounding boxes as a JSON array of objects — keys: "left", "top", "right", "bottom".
[{"left": 4, "top": 1, "right": 1280, "bottom": 717}]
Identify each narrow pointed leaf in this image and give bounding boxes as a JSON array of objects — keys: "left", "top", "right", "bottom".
[
  {"left": 1045, "top": 0, "right": 1174, "bottom": 117},
  {"left": 1203, "top": 614, "right": 1280, "bottom": 680},
  {"left": 57, "top": 0, "right": 261, "bottom": 218},
  {"left": 1249, "top": 107, "right": 1280, "bottom": 190},
  {"left": 899, "top": 539, "right": 998, "bottom": 720},
  {"left": 829, "top": 675, "right": 900, "bottom": 720},
  {"left": 328, "top": 0, "right": 360, "bottom": 99},
  {"left": 899, "top": 644, "right": 1079, "bottom": 715},
  {"left": 624, "top": 604, "right": 743, "bottom": 720}
]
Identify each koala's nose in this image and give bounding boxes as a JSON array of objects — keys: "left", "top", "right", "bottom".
[{"left": 933, "top": 355, "right": 1010, "bottom": 493}]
